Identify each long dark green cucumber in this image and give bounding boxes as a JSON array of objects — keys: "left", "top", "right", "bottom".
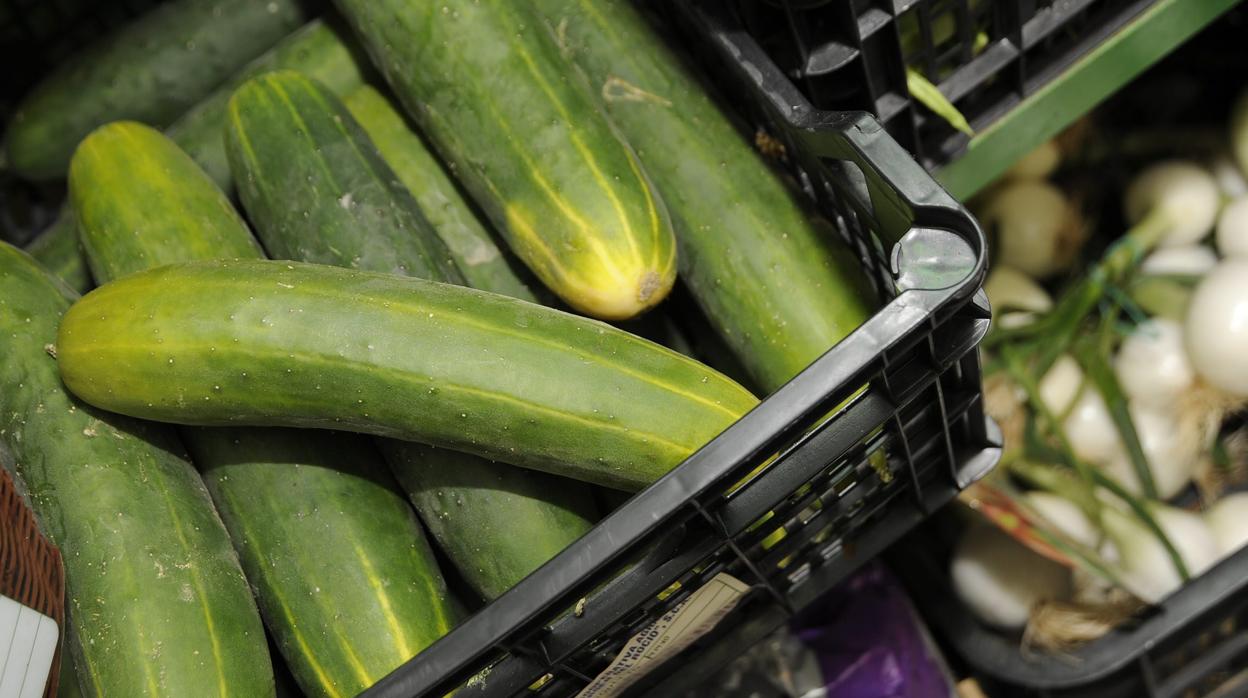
[
  {"left": 2, "top": 0, "right": 310, "bottom": 180},
  {"left": 332, "top": 0, "right": 678, "bottom": 320},
  {"left": 226, "top": 75, "right": 597, "bottom": 599},
  {"left": 58, "top": 260, "right": 760, "bottom": 491},
  {"left": 376, "top": 442, "right": 596, "bottom": 599},
  {"left": 26, "top": 216, "right": 90, "bottom": 293},
  {"left": 189, "top": 430, "right": 456, "bottom": 697},
  {"left": 534, "top": 0, "right": 876, "bottom": 392},
  {"left": 71, "top": 128, "right": 456, "bottom": 696},
  {"left": 25, "top": 19, "right": 368, "bottom": 293},
  {"left": 343, "top": 85, "right": 538, "bottom": 302},
  {"left": 168, "top": 20, "right": 371, "bottom": 191},
  {"left": 0, "top": 243, "right": 272, "bottom": 696},
  {"left": 70, "top": 122, "right": 261, "bottom": 282},
  {"left": 226, "top": 71, "right": 463, "bottom": 281}
]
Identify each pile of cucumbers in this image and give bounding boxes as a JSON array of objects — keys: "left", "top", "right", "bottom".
[{"left": 1, "top": 0, "right": 875, "bottom": 695}]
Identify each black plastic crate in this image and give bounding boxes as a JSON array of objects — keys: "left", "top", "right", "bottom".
[
  {"left": 895, "top": 515, "right": 1248, "bottom": 698},
  {"left": 726, "top": 0, "right": 1164, "bottom": 170},
  {"left": 362, "top": 3, "right": 998, "bottom": 696}
]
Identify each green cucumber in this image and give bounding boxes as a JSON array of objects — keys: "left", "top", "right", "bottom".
[
  {"left": 3, "top": 0, "right": 310, "bottom": 181},
  {"left": 58, "top": 260, "right": 759, "bottom": 491},
  {"left": 0, "top": 242, "right": 272, "bottom": 697},
  {"left": 25, "top": 19, "right": 369, "bottom": 294},
  {"left": 70, "top": 126, "right": 457, "bottom": 696},
  {"left": 26, "top": 216, "right": 90, "bottom": 293},
  {"left": 332, "top": 0, "right": 678, "bottom": 320},
  {"left": 343, "top": 85, "right": 538, "bottom": 302},
  {"left": 70, "top": 122, "right": 261, "bottom": 282},
  {"left": 168, "top": 20, "right": 371, "bottom": 192},
  {"left": 189, "top": 429, "right": 456, "bottom": 697},
  {"left": 226, "top": 71, "right": 463, "bottom": 282},
  {"left": 225, "top": 74, "right": 597, "bottom": 599},
  {"left": 535, "top": 0, "right": 875, "bottom": 392}
]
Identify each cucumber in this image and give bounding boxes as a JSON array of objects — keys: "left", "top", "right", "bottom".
[
  {"left": 0, "top": 243, "right": 272, "bottom": 696},
  {"left": 225, "top": 75, "right": 597, "bottom": 599},
  {"left": 190, "top": 429, "right": 456, "bottom": 697},
  {"left": 70, "top": 122, "right": 261, "bottom": 282},
  {"left": 26, "top": 216, "right": 90, "bottom": 293},
  {"left": 168, "top": 20, "right": 371, "bottom": 192},
  {"left": 70, "top": 126, "right": 457, "bottom": 696},
  {"left": 343, "top": 85, "right": 538, "bottom": 303},
  {"left": 226, "top": 71, "right": 463, "bottom": 282},
  {"left": 57, "top": 260, "right": 759, "bottom": 491},
  {"left": 534, "top": 0, "right": 876, "bottom": 392},
  {"left": 25, "top": 19, "right": 369, "bottom": 295},
  {"left": 376, "top": 442, "right": 596, "bottom": 600},
  {"left": 3, "top": 0, "right": 310, "bottom": 181},
  {"left": 332, "top": 0, "right": 678, "bottom": 320}
]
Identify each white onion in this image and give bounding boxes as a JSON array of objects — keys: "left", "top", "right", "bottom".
[
  {"left": 1216, "top": 197, "right": 1248, "bottom": 259},
  {"left": 950, "top": 523, "right": 1071, "bottom": 629},
  {"left": 1038, "top": 354, "right": 1084, "bottom": 416},
  {"left": 1205, "top": 492, "right": 1248, "bottom": 558},
  {"left": 980, "top": 180, "right": 1082, "bottom": 278},
  {"left": 1064, "top": 389, "right": 1123, "bottom": 466},
  {"left": 985, "top": 265, "right": 1053, "bottom": 329},
  {"left": 1210, "top": 153, "right": 1248, "bottom": 199},
  {"left": 1184, "top": 259, "right": 1248, "bottom": 396},
  {"left": 1124, "top": 161, "right": 1220, "bottom": 247},
  {"left": 1140, "top": 245, "right": 1218, "bottom": 276},
  {"left": 1114, "top": 319, "right": 1195, "bottom": 408},
  {"left": 1100, "top": 403, "right": 1199, "bottom": 500},
  {"left": 1006, "top": 141, "right": 1061, "bottom": 180},
  {"left": 1023, "top": 491, "right": 1100, "bottom": 548},
  {"left": 1102, "top": 503, "right": 1219, "bottom": 604}
]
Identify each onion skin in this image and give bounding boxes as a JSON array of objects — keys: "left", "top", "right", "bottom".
[
  {"left": 1115, "top": 319, "right": 1195, "bottom": 409},
  {"left": 950, "top": 524, "right": 1071, "bottom": 630},
  {"left": 1216, "top": 197, "right": 1248, "bottom": 258},
  {"left": 1205, "top": 492, "right": 1248, "bottom": 559},
  {"left": 1185, "top": 260, "right": 1248, "bottom": 397},
  {"left": 1124, "top": 161, "right": 1220, "bottom": 247}
]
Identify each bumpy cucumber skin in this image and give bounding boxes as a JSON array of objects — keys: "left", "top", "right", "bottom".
[
  {"left": 343, "top": 85, "right": 539, "bottom": 303},
  {"left": 70, "top": 122, "right": 261, "bottom": 283},
  {"left": 0, "top": 243, "right": 272, "bottom": 697},
  {"left": 332, "top": 0, "right": 677, "bottom": 320},
  {"left": 190, "top": 429, "right": 456, "bottom": 698},
  {"left": 226, "top": 71, "right": 464, "bottom": 283},
  {"left": 168, "top": 20, "right": 370, "bottom": 191},
  {"left": 57, "top": 260, "right": 759, "bottom": 491},
  {"left": 72, "top": 130, "right": 457, "bottom": 696},
  {"left": 26, "top": 19, "right": 368, "bottom": 294},
  {"left": 379, "top": 435, "right": 596, "bottom": 601},
  {"left": 227, "top": 79, "right": 601, "bottom": 599},
  {"left": 3, "top": 0, "right": 309, "bottom": 180},
  {"left": 25, "top": 215, "right": 90, "bottom": 293},
  {"left": 534, "top": 0, "right": 875, "bottom": 392}
]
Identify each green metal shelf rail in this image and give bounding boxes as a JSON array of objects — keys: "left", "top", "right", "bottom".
[{"left": 937, "top": 0, "right": 1242, "bottom": 201}]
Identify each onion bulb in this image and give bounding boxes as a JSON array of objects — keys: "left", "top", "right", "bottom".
[
  {"left": 1038, "top": 354, "right": 1084, "bottom": 416},
  {"left": 1210, "top": 153, "right": 1248, "bottom": 199},
  {"left": 1102, "top": 503, "right": 1219, "bottom": 604},
  {"left": 1064, "top": 389, "right": 1122, "bottom": 466},
  {"left": 1140, "top": 245, "right": 1218, "bottom": 276},
  {"left": 985, "top": 265, "right": 1053, "bottom": 329},
  {"left": 1205, "top": 492, "right": 1248, "bottom": 559},
  {"left": 1114, "top": 319, "right": 1195, "bottom": 408},
  {"left": 1124, "top": 161, "right": 1220, "bottom": 247},
  {"left": 1101, "top": 403, "right": 1200, "bottom": 500},
  {"left": 1023, "top": 491, "right": 1099, "bottom": 548},
  {"left": 1216, "top": 197, "right": 1248, "bottom": 259},
  {"left": 1185, "top": 259, "right": 1248, "bottom": 396},
  {"left": 1006, "top": 141, "right": 1061, "bottom": 180},
  {"left": 980, "top": 181, "right": 1085, "bottom": 279},
  {"left": 950, "top": 524, "right": 1071, "bottom": 629}
]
